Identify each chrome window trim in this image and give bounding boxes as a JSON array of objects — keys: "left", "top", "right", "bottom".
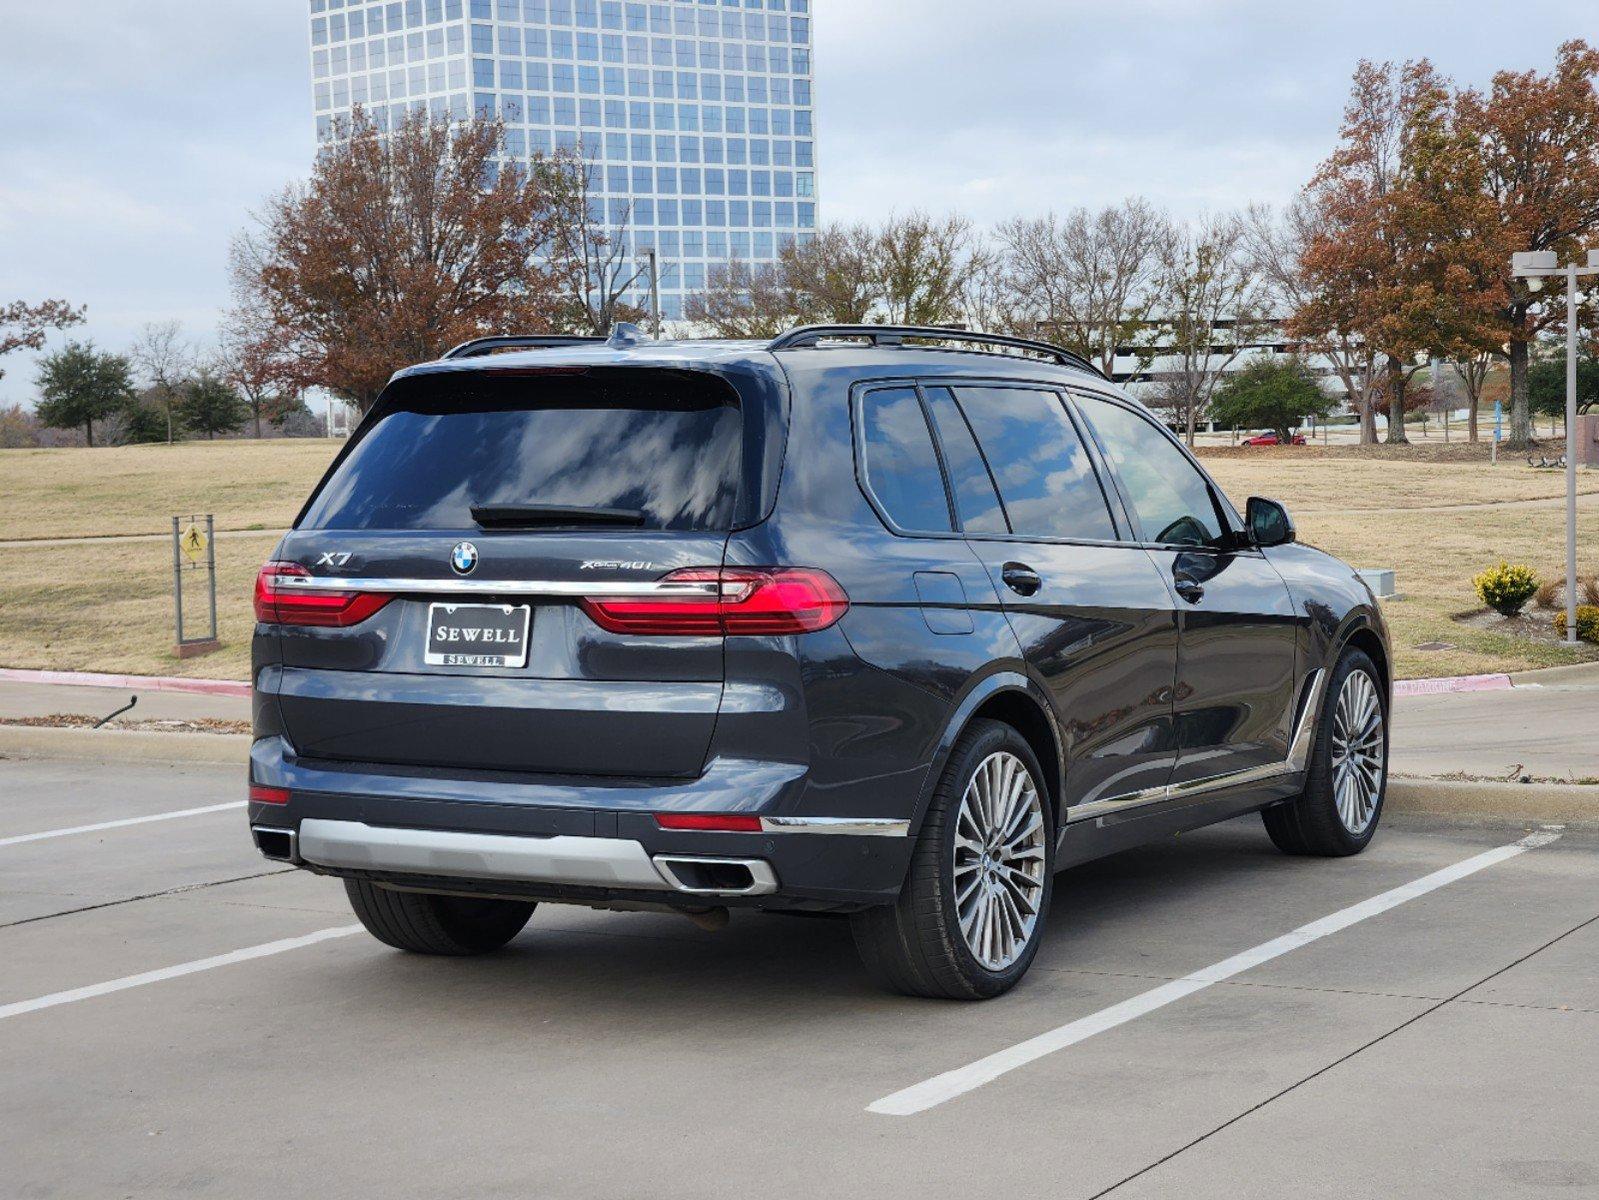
[
  {"left": 759, "top": 816, "right": 911, "bottom": 836},
  {"left": 272, "top": 576, "right": 727, "bottom": 598},
  {"left": 1066, "top": 668, "right": 1327, "bottom": 824}
]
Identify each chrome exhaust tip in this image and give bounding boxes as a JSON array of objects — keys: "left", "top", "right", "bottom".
[
  {"left": 652, "top": 855, "right": 778, "bottom": 897},
  {"left": 252, "top": 826, "right": 299, "bottom": 864}
]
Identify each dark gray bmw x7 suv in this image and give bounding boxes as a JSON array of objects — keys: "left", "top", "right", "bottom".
[{"left": 248, "top": 324, "right": 1390, "bottom": 999}]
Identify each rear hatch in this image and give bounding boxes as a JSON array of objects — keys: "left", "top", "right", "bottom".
[{"left": 264, "top": 366, "right": 750, "bottom": 779}]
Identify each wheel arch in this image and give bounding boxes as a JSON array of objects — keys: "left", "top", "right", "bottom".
[{"left": 915, "top": 672, "right": 1064, "bottom": 834}]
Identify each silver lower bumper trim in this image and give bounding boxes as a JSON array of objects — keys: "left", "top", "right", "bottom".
[
  {"left": 298, "top": 819, "right": 672, "bottom": 891},
  {"left": 296, "top": 819, "right": 780, "bottom": 898}
]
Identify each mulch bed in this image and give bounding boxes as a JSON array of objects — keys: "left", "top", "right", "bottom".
[{"left": 1, "top": 714, "right": 250, "bottom": 736}]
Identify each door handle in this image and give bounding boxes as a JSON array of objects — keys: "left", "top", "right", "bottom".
[
  {"left": 1001, "top": 562, "right": 1042, "bottom": 597},
  {"left": 1174, "top": 576, "right": 1205, "bottom": 604}
]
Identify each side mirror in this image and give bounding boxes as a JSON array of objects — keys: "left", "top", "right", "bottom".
[{"left": 1247, "top": 496, "right": 1296, "bottom": 548}]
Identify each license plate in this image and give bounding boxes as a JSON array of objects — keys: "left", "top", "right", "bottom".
[{"left": 424, "top": 603, "right": 531, "bottom": 668}]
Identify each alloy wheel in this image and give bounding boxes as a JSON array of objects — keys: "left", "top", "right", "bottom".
[
  {"left": 952, "top": 751, "right": 1047, "bottom": 971},
  {"left": 1330, "top": 669, "right": 1385, "bottom": 835}
]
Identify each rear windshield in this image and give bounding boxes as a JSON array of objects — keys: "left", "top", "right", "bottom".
[{"left": 299, "top": 373, "right": 743, "bottom": 532}]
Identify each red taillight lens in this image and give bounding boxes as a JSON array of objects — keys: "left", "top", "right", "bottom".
[
  {"left": 249, "top": 784, "right": 290, "bottom": 805},
  {"left": 654, "top": 813, "right": 763, "bottom": 832},
  {"left": 581, "top": 568, "right": 848, "bottom": 637},
  {"left": 253, "top": 561, "right": 394, "bottom": 628}
]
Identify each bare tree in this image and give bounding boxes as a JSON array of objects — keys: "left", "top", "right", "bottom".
[
  {"left": 537, "top": 149, "right": 649, "bottom": 335},
  {"left": 1148, "top": 214, "right": 1272, "bottom": 445},
  {"left": 1450, "top": 349, "right": 1496, "bottom": 443},
  {"left": 780, "top": 223, "right": 878, "bottom": 324},
  {"left": 1244, "top": 198, "right": 1384, "bottom": 441},
  {"left": 875, "top": 212, "right": 986, "bottom": 326},
  {"left": 130, "top": 320, "right": 193, "bottom": 444},
  {"left": 994, "top": 199, "right": 1170, "bottom": 376},
  {"left": 683, "top": 257, "right": 795, "bottom": 338},
  {"left": 216, "top": 309, "right": 298, "bottom": 438}
]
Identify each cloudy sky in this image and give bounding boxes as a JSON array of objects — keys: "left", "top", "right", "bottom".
[{"left": 1, "top": 0, "right": 1593, "bottom": 404}]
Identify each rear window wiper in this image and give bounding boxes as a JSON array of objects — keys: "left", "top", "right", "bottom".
[{"left": 470, "top": 503, "right": 648, "bottom": 529}]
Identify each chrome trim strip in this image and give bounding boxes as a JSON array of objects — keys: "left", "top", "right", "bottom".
[
  {"left": 1067, "top": 668, "right": 1328, "bottom": 824},
  {"left": 759, "top": 816, "right": 911, "bottom": 836},
  {"left": 297, "top": 819, "right": 673, "bottom": 890},
  {"left": 651, "top": 855, "right": 779, "bottom": 896},
  {"left": 272, "top": 576, "right": 726, "bottom": 598}
]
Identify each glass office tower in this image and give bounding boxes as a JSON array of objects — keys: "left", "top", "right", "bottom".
[{"left": 309, "top": 0, "right": 819, "bottom": 321}]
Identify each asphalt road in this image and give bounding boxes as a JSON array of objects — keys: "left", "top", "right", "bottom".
[{"left": 2, "top": 758, "right": 1595, "bottom": 1198}]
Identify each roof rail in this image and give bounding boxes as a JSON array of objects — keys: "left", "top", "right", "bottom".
[
  {"left": 441, "top": 334, "right": 605, "bottom": 360},
  {"left": 767, "top": 325, "right": 1106, "bottom": 379}
]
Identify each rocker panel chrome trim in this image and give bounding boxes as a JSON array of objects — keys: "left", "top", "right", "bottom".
[{"left": 1066, "top": 668, "right": 1328, "bottom": 825}]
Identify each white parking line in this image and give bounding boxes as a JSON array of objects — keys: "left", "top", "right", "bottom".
[
  {"left": 0, "top": 801, "right": 244, "bottom": 848},
  {"left": 0, "top": 926, "right": 363, "bottom": 1022},
  {"left": 868, "top": 829, "right": 1565, "bottom": 1117}
]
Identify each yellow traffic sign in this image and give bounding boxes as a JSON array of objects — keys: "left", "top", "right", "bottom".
[{"left": 179, "top": 522, "right": 208, "bottom": 563}]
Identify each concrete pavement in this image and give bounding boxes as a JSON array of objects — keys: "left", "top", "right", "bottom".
[{"left": 1, "top": 757, "right": 1594, "bottom": 1198}]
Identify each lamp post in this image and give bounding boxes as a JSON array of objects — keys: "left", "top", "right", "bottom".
[{"left": 1512, "top": 249, "right": 1599, "bottom": 645}]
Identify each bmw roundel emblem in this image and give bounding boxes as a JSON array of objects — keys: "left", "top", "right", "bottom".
[{"left": 450, "top": 541, "right": 479, "bottom": 575}]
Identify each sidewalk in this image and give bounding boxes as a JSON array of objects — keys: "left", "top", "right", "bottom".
[
  {"left": 1391, "top": 662, "right": 1599, "bottom": 782},
  {"left": 2, "top": 665, "right": 1595, "bottom": 780}
]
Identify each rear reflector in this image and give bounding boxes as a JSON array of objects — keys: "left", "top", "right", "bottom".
[
  {"left": 654, "top": 813, "right": 763, "bottom": 832},
  {"left": 254, "top": 561, "right": 394, "bottom": 628},
  {"left": 249, "top": 784, "right": 291, "bottom": 806},
  {"left": 583, "top": 567, "right": 848, "bottom": 637}
]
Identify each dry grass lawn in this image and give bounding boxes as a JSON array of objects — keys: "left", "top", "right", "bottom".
[
  {"left": 0, "top": 440, "right": 1594, "bottom": 680},
  {"left": 0, "top": 441, "right": 340, "bottom": 541}
]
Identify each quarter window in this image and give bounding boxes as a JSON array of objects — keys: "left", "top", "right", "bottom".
[
  {"left": 1077, "top": 396, "right": 1225, "bottom": 547},
  {"left": 858, "top": 387, "right": 953, "bottom": 533},
  {"left": 954, "top": 387, "right": 1115, "bottom": 542}
]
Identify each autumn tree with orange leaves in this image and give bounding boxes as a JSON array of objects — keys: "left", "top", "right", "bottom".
[
  {"left": 230, "top": 108, "right": 561, "bottom": 411},
  {"left": 1293, "top": 60, "right": 1501, "bottom": 445},
  {"left": 1457, "top": 40, "right": 1599, "bottom": 450}
]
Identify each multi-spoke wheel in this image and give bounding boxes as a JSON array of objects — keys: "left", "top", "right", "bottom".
[
  {"left": 952, "top": 752, "right": 1048, "bottom": 972},
  {"left": 1263, "top": 647, "right": 1388, "bottom": 857},
  {"left": 852, "top": 719, "right": 1055, "bottom": 999},
  {"left": 1330, "top": 669, "right": 1385, "bottom": 835}
]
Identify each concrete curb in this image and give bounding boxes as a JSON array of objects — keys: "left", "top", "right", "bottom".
[
  {"left": 0, "top": 724, "right": 247, "bottom": 767},
  {"left": 0, "top": 668, "right": 250, "bottom": 698},
  {"left": 1387, "top": 777, "right": 1597, "bottom": 824}
]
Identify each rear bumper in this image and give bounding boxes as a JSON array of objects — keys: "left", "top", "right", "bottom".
[{"left": 247, "top": 736, "right": 915, "bottom": 910}]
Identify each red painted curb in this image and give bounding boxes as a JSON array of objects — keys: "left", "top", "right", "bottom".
[
  {"left": 0, "top": 668, "right": 249, "bottom": 699},
  {"left": 1394, "top": 674, "right": 1514, "bottom": 697}
]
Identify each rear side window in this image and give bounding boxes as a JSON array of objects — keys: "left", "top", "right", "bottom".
[
  {"left": 954, "top": 386, "right": 1116, "bottom": 541},
  {"left": 300, "top": 375, "right": 743, "bottom": 532},
  {"left": 922, "top": 387, "right": 1008, "bottom": 534},
  {"left": 858, "top": 387, "right": 954, "bottom": 533}
]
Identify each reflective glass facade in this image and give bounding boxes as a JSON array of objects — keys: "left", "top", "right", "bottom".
[{"left": 309, "top": 0, "right": 819, "bottom": 319}]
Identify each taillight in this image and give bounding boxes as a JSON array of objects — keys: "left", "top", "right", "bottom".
[
  {"left": 581, "top": 567, "right": 849, "bottom": 636},
  {"left": 654, "top": 813, "right": 763, "bottom": 832},
  {"left": 249, "top": 784, "right": 290, "bottom": 805},
  {"left": 253, "top": 561, "right": 394, "bottom": 628}
]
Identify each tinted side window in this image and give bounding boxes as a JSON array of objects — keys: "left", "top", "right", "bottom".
[
  {"left": 1078, "top": 396, "right": 1224, "bottom": 547},
  {"left": 922, "top": 387, "right": 1008, "bottom": 534},
  {"left": 954, "top": 386, "right": 1116, "bottom": 541},
  {"left": 858, "top": 387, "right": 953, "bottom": 533}
]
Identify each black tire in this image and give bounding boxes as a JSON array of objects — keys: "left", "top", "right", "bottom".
[
  {"left": 1262, "top": 648, "right": 1388, "bottom": 857},
  {"left": 851, "top": 719, "right": 1055, "bottom": 1000},
  {"left": 344, "top": 879, "right": 535, "bottom": 955}
]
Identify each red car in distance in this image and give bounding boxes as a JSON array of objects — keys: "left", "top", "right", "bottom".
[{"left": 1241, "top": 431, "right": 1307, "bottom": 446}]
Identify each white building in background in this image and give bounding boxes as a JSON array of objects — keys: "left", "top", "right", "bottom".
[{"left": 309, "top": 0, "right": 820, "bottom": 321}]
